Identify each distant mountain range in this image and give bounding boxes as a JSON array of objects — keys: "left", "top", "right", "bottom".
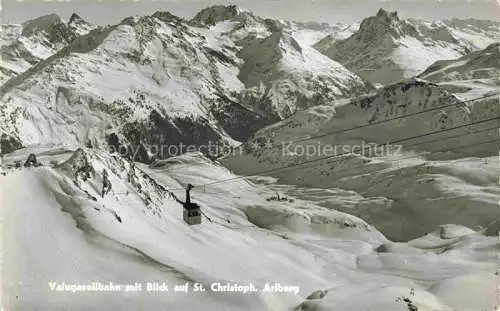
[
  {"left": 314, "top": 9, "right": 500, "bottom": 85},
  {"left": 1, "top": 6, "right": 498, "bottom": 159}
]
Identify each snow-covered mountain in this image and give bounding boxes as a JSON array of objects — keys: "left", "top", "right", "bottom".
[
  {"left": 419, "top": 42, "right": 500, "bottom": 82},
  {"left": 0, "top": 6, "right": 371, "bottom": 158},
  {"left": 285, "top": 21, "right": 358, "bottom": 47},
  {"left": 314, "top": 9, "right": 500, "bottom": 85},
  {"left": 221, "top": 78, "right": 500, "bottom": 240},
  {"left": 1, "top": 5, "right": 500, "bottom": 311},
  {"left": 189, "top": 5, "right": 372, "bottom": 118},
  {"left": 414, "top": 18, "right": 500, "bottom": 51},
  {"left": 0, "top": 13, "right": 96, "bottom": 84},
  {"left": 235, "top": 29, "right": 371, "bottom": 118},
  {"left": 416, "top": 41, "right": 499, "bottom": 105},
  {"left": 189, "top": 3, "right": 358, "bottom": 46}
]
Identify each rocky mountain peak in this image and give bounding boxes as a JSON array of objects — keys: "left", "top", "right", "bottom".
[
  {"left": 357, "top": 8, "right": 418, "bottom": 41},
  {"left": 67, "top": 13, "right": 95, "bottom": 36},
  {"left": 152, "top": 11, "right": 185, "bottom": 24},
  {"left": 375, "top": 8, "right": 399, "bottom": 21},
  {"left": 190, "top": 4, "right": 249, "bottom": 26},
  {"left": 68, "top": 13, "right": 84, "bottom": 25},
  {"left": 21, "top": 13, "right": 62, "bottom": 36}
]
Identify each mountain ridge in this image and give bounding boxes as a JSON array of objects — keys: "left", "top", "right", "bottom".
[
  {"left": 313, "top": 8, "right": 500, "bottom": 85},
  {"left": 0, "top": 7, "right": 370, "bottom": 158}
]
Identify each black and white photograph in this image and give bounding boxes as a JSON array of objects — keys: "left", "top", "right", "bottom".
[{"left": 0, "top": 0, "right": 499, "bottom": 310}]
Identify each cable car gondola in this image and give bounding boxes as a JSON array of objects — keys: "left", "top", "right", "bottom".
[{"left": 181, "top": 184, "right": 201, "bottom": 225}]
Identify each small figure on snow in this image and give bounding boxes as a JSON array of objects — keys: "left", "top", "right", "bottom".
[
  {"left": 24, "top": 153, "right": 39, "bottom": 167},
  {"left": 101, "top": 169, "right": 112, "bottom": 198},
  {"left": 0, "top": 155, "right": 5, "bottom": 176},
  {"left": 74, "top": 164, "right": 92, "bottom": 183},
  {"left": 127, "top": 161, "right": 136, "bottom": 183}
]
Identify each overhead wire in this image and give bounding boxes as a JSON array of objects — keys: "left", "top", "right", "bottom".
[
  {"left": 144, "top": 92, "right": 498, "bottom": 176},
  {"left": 12, "top": 94, "right": 496, "bottom": 196},
  {"left": 118, "top": 138, "right": 497, "bottom": 196},
  {"left": 104, "top": 136, "right": 500, "bottom": 230},
  {"left": 14, "top": 92, "right": 495, "bottom": 229},
  {"left": 147, "top": 137, "right": 497, "bottom": 195},
  {"left": 155, "top": 116, "right": 499, "bottom": 191},
  {"left": 193, "top": 135, "right": 500, "bottom": 229}
]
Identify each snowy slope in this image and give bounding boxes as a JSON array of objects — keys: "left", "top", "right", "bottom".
[
  {"left": 221, "top": 79, "right": 500, "bottom": 240},
  {"left": 189, "top": 4, "right": 358, "bottom": 47},
  {"left": 419, "top": 42, "right": 500, "bottom": 82},
  {"left": 0, "top": 13, "right": 96, "bottom": 84},
  {"left": 313, "top": 9, "right": 498, "bottom": 85},
  {"left": 0, "top": 16, "right": 247, "bottom": 159},
  {"left": 235, "top": 29, "right": 371, "bottom": 118},
  {"left": 1, "top": 147, "right": 498, "bottom": 310},
  {"left": 286, "top": 21, "right": 358, "bottom": 47},
  {"left": 414, "top": 18, "right": 500, "bottom": 52},
  {"left": 190, "top": 6, "right": 372, "bottom": 119},
  {"left": 417, "top": 42, "right": 499, "bottom": 104}
]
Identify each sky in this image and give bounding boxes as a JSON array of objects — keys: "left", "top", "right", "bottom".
[{"left": 1, "top": 0, "right": 500, "bottom": 25}]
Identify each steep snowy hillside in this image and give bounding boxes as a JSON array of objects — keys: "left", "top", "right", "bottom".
[
  {"left": 0, "top": 13, "right": 96, "bottom": 84},
  {"left": 0, "top": 7, "right": 371, "bottom": 158},
  {"left": 189, "top": 4, "right": 252, "bottom": 26},
  {"left": 313, "top": 9, "right": 498, "bottom": 85},
  {"left": 0, "top": 14, "right": 248, "bottom": 159},
  {"left": 417, "top": 42, "right": 499, "bottom": 104},
  {"left": 221, "top": 79, "right": 500, "bottom": 240},
  {"left": 235, "top": 29, "right": 371, "bottom": 118},
  {"left": 419, "top": 42, "right": 500, "bottom": 82},
  {"left": 189, "top": 5, "right": 372, "bottom": 118},
  {"left": 413, "top": 18, "right": 500, "bottom": 51},
  {"left": 1, "top": 148, "right": 498, "bottom": 310},
  {"left": 189, "top": 4, "right": 358, "bottom": 47},
  {"left": 286, "top": 21, "right": 358, "bottom": 47}
]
